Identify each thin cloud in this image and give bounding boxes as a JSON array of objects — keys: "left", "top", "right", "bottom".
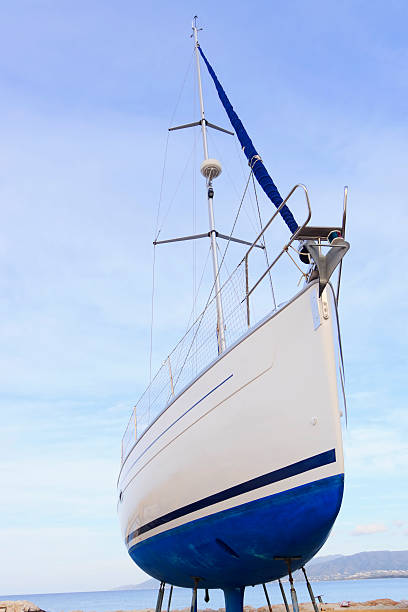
[{"left": 352, "top": 523, "right": 387, "bottom": 536}]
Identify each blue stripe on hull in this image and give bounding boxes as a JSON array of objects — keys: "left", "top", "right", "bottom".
[
  {"left": 127, "top": 449, "right": 336, "bottom": 541},
  {"left": 128, "top": 473, "right": 344, "bottom": 589}
]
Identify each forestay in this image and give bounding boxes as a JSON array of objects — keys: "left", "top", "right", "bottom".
[{"left": 198, "top": 45, "right": 299, "bottom": 235}]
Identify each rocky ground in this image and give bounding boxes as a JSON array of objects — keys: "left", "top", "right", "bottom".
[{"left": 0, "top": 602, "right": 46, "bottom": 612}]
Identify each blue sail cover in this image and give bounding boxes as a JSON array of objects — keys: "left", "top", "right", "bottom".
[{"left": 198, "top": 46, "right": 298, "bottom": 235}]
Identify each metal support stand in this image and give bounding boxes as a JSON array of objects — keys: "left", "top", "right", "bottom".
[
  {"left": 156, "top": 581, "right": 166, "bottom": 612},
  {"left": 167, "top": 585, "right": 173, "bottom": 612},
  {"left": 288, "top": 574, "right": 299, "bottom": 612},
  {"left": 191, "top": 578, "right": 200, "bottom": 612},
  {"left": 274, "top": 557, "right": 300, "bottom": 612},
  {"left": 262, "top": 583, "right": 273, "bottom": 612},
  {"left": 278, "top": 579, "right": 290, "bottom": 612},
  {"left": 302, "top": 567, "right": 319, "bottom": 612}
]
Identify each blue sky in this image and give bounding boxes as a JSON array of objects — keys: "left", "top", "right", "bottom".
[{"left": 0, "top": 0, "right": 407, "bottom": 595}]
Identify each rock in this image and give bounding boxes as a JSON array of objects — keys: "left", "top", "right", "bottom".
[
  {"left": 0, "top": 602, "right": 46, "bottom": 612},
  {"left": 361, "top": 601, "right": 399, "bottom": 607}
]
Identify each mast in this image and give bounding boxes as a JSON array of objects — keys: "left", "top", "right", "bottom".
[{"left": 192, "top": 16, "right": 226, "bottom": 353}]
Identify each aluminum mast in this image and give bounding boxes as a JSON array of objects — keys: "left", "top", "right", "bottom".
[{"left": 192, "top": 17, "right": 226, "bottom": 353}]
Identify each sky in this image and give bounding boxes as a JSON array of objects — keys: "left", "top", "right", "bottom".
[{"left": 0, "top": 0, "right": 407, "bottom": 596}]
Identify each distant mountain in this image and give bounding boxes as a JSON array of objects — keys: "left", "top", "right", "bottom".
[
  {"left": 111, "top": 578, "right": 168, "bottom": 591},
  {"left": 300, "top": 550, "right": 408, "bottom": 581},
  {"left": 307, "top": 554, "right": 345, "bottom": 567},
  {"left": 111, "top": 551, "right": 408, "bottom": 589}
]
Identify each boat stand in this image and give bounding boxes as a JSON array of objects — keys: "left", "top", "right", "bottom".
[
  {"left": 278, "top": 579, "right": 290, "bottom": 612},
  {"left": 262, "top": 583, "right": 273, "bottom": 612},
  {"left": 155, "top": 563, "right": 317, "bottom": 612},
  {"left": 190, "top": 579, "right": 198, "bottom": 612},
  {"left": 167, "top": 585, "right": 173, "bottom": 612},
  {"left": 301, "top": 567, "right": 320, "bottom": 612},
  {"left": 155, "top": 581, "right": 166, "bottom": 612},
  {"left": 274, "top": 556, "right": 301, "bottom": 612}
]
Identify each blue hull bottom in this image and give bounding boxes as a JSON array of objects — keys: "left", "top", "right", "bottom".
[{"left": 129, "top": 474, "right": 344, "bottom": 589}]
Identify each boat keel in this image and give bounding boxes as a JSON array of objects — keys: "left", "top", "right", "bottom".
[{"left": 223, "top": 587, "right": 245, "bottom": 612}]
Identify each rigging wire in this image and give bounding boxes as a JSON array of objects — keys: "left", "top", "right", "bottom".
[
  {"left": 186, "top": 245, "right": 212, "bottom": 331},
  {"left": 231, "top": 133, "right": 277, "bottom": 294},
  {"left": 154, "top": 142, "right": 198, "bottom": 241},
  {"left": 173, "top": 168, "right": 254, "bottom": 388},
  {"left": 149, "top": 51, "right": 195, "bottom": 393},
  {"left": 207, "top": 129, "right": 259, "bottom": 235},
  {"left": 172, "top": 245, "right": 212, "bottom": 377},
  {"left": 251, "top": 173, "right": 277, "bottom": 310},
  {"left": 232, "top": 134, "right": 263, "bottom": 232},
  {"left": 216, "top": 243, "right": 247, "bottom": 319},
  {"left": 148, "top": 52, "right": 269, "bottom": 392},
  {"left": 217, "top": 168, "right": 254, "bottom": 276},
  {"left": 154, "top": 51, "right": 194, "bottom": 242},
  {"left": 148, "top": 244, "right": 156, "bottom": 411}
]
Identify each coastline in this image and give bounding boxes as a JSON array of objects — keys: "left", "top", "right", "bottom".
[
  {"left": 0, "top": 598, "right": 408, "bottom": 612},
  {"left": 2, "top": 579, "right": 408, "bottom": 612},
  {"left": 2, "top": 598, "right": 408, "bottom": 612}
]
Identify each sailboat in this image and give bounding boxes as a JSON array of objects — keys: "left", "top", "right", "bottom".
[{"left": 117, "top": 18, "right": 350, "bottom": 612}]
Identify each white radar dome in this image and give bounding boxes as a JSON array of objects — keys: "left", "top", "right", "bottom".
[{"left": 200, "top": 158, "right": 222, "bottom": 180}]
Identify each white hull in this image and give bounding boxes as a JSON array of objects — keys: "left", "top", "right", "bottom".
[{"left": 117, "top": 280, "right": 344, "bottom": 586}]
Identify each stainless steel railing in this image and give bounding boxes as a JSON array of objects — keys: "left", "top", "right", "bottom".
[
  {"left": 121, "top": 184, "right": 312, "bottom": 463},
  {"left": 243, "top": 184, "right": 311, "bottom": 326}
]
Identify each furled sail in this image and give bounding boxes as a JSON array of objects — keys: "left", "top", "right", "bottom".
[{"left": 198, "top": 46, "right": 298, "bottom": 235}]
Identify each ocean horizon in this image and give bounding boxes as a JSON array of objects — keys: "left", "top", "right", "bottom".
[{"left": 2, "top": 578, "right": 407, "bottom": 612}]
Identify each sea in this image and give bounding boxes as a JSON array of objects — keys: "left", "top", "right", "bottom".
[{"left": 1, "top": 579, "right": 407, "bottom": 612}]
